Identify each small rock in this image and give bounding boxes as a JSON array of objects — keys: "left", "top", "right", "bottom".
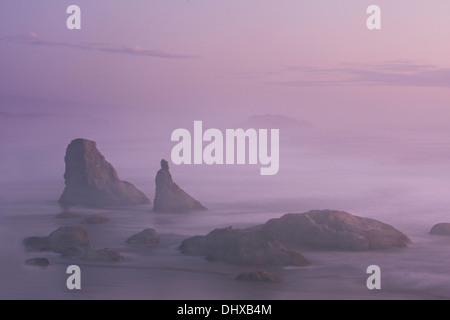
[
  {"left": 429, "top": 223, "right": 450, "bottom": 236},
  {"left": 23, "top": 226, "right": 91, "bottom": 257},
  {"left": 236, "top": 270, "right": 282, "bottom": 282},
  {"left": 25, "top": 257, "right": 50, "bottom": 267},
  {"left": 59, "top": 138, "right": 150, "bottom": 208},
  {"left": 125, "top": 228, "right": 160, "bottom": 246},
  {"left": 153, "top": 159, "right": 206, "bottom": 213},
  {"left": 81, "top": 216, "right": 110, "bottom": 225}
]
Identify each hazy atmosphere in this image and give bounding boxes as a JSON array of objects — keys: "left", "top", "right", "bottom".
[{"left": 1, "top": 1, "right": 450, "bottom": 300}]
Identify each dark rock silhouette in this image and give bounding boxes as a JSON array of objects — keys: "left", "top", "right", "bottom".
[
  {"left": 429, "top": 223, "right": 450, "bottom": 236},
  {"left": 25, "top": 257, "right": 50, "bottom": 267},
  {"left": 23, "top": 226, "right": 90, "bottom": 256},
  {"left": 259, "top": 210, "right": 410, "bottom": 251},
  {"left": 23, "top": 226, "right": 124, "bottom": 261},
  {"left": 81, "top": 216, "right": 110, "bottom": 225},
  {"left": 179, "top": 210, "right": 408, "bottom": 267},
  {"left": 236, "top": 270, "right": 282, "bottom": 282},
  {"left": 179, "top": 227, "right": 309, "bottom": 266},
  {"left": 59, "top": 138, "right": 150, "bottom": 208},
  {"left": 245, "top": 114, "right": 311, "bottom": 129},
  {"left": 153, "top": 159, "right": 206, "bottom": 212},
  {"left": 125, "top": 228, "right": 160, "bottom": 246},
  {"left": 92, "top": 249, "right": 124, "bottom": 262}
]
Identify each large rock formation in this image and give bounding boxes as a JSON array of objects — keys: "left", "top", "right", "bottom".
[
  {"left": 23, "top": 226, "right": 124, "bottom": 261},
  {"left": 179, "top": 227, "right": 309, "bottom": 266},
  {"left": 259, "top": 210, "right": 410, "bottom": 251},
  {"left": 59, "top": 138, "right": 150, "bottom": 208},
  {"left": 429, "top": 223, "right": 450, "bottom": 236},
  {"left": 153, "top": 159, "right": 206, "bottom": 212}
]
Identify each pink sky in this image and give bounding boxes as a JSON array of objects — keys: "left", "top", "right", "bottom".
[{"left": 0, "top": 0, "right": 449, "bottom": 130}]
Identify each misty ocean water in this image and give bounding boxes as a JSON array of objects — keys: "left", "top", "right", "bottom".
[{"left": 1, "top": 131, "right": 450, "bottom": 300}]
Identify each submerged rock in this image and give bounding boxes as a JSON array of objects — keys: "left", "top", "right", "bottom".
[
  {"left": 23, "top": 226, "right": 123, "bottom": 261},
  {"left": 180, "top": 227, "right": 309, "bottom": 266},
  {"left": 153, "top": 159, "right": 206, "bottom": 213},
  {"left": 125, "top": 228, "right": 160, "bottom": 246},
  {"left": 235, "top": 270, "right": 282, "bottom": 283},
  {"left": 25, "top": 257, "right": 50, "bottom": 267},
  {"left": 81, "top": 216, "right": 110, "bottom": 225},
  {"left": 55, "top": 212, "right": 84, "bottom": 219},
  {"left": 260, "top": 210, "right": 410, "bottom": 251},
  {"left": 429, "top": 223, "right": 450, "bottom": 236},
  {"left": 23, "top": 226, "right": 91, "bottom": 257},
  {"left": 59, "top": 138, "right": 150, "bottom": 208}
]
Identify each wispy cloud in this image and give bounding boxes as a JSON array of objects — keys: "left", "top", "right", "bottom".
[
  {"left": 226, "top": 70, "right": 283, "bottom": 80},
  {"left": 266, "top": 61, "right": 450, "bottom": 88},
  {"left": 1, "top": 32, "right": 200, "bottom": 59}
]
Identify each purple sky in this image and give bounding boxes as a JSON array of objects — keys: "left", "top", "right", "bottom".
[{"left": 1, "top": 0, "right": 449, "bottom": 131}]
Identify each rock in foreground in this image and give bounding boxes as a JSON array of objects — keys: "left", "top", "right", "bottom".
[
  {"left": 59, "top": 138, "right": 150, "bottom": 208},
  {"left": 153, "top": 159, "right": 206, "bottom": 213},
  {"left": 261, "top": 210, "right": 410, "bottom": 251},
  {"left": 125, "top": 228, "right": 160, "bottom": 246},
  {"left": 55, "top": 212, "right": 84, "bottom": 219},
  {"left": 92, "top": 249, "right": 124, "bottom": 262},
  {"left": 429, "top": 223, "right": 450, "bottom": 236},
  {"left": 23, "top": 226, "right": 123, "bottom": 261},
  {"left": 23, "top": 226, "right": 91, "bottom": 257},
  {"left": 236, "top": 270, "right": 282, "bottom": 282},
  {"left": 180, "top": 227, "right": 309, "bottom": 266}
]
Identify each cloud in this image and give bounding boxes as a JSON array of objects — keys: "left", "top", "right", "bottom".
[
  {"left": 1, "top": 32, "right": 200, "bottom": 59},
  {"left": 226, "top": 70, "right": 283, "bottom": 80},
  {"left": 266, "top": 61, "right": 450, "bottom": 88}
]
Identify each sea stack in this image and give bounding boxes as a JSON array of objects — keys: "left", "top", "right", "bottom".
[
  {"left": 153, "top": 159, "right": 206, "bottom": 212},
  {"left": 59, "top": 138, "right": 150, "bottom": 208},
  {"left": 429, "top": 223, "right": 450, "bottom": 236}
]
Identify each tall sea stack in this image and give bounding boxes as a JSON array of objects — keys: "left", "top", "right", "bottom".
[
  {"left": 153, "top": 159, "right": 206, "bottom": 212},
  {"left": 59, "top": 138, "right": 150, "bottom": 208}
]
